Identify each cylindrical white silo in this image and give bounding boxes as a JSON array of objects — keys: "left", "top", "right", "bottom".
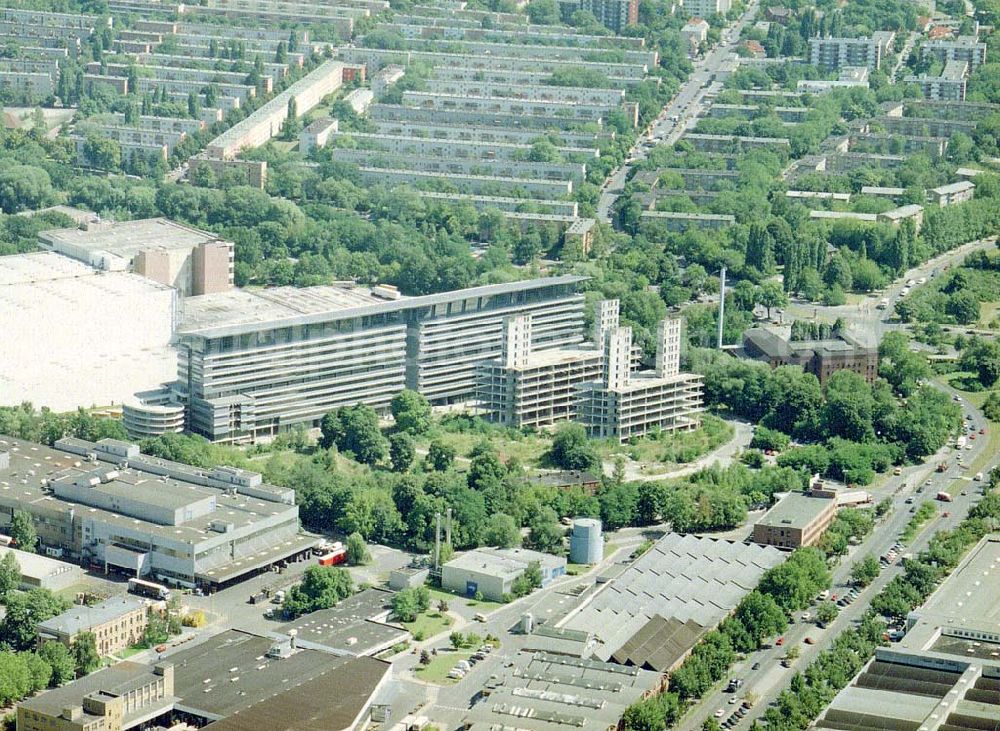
[{"left": 569, "top": 518, "right": 603, "bottom": 565}]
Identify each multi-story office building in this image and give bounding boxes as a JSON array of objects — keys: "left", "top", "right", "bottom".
[
  {"left": 176, "top": 277, "right": 586, "bottom": 442},
  {"left": 921, "top": 36, "right": 987, "bottom": 70},
  {"left": 17, "top": 662, "right": 175, "bottom": 731},
  {"left": 0, "top": 436, "right": 312, "bottom": 589},
  {"left": 576, "top": 319, "right": 704, "bottom": 442},
  {"left": 809, "top": 32, "right": 895, "bottom": 70}
]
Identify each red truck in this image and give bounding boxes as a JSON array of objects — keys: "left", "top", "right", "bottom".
[{"left": 317, "top": 547, "right": 347, "bottom": 566}]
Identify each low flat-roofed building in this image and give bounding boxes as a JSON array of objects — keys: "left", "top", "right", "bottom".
[
  {"left": 561, "top": 533, "right": 785, "bottom": 667},
  {"left": 442, "top": 548, "right": 567, "bottom": 602},
  {"left": 37, "top": 595, "right": 150, "bottom": 657},
  {"left": 877, "top": 203, "right": 924, "bottom": 232},
  {"left": 200, "top": 654, "right": 391, "bottom": 731},
  {"left": 0, "top": 251, "right": 177, "bottom": 412},
  {"left": 808, "top": 210, "right": 878, "bottom": 223},
  {"left": 462, "top": 650, "right": 659, "bottom": 731},
  {"left": 277, "top": 588, "right": 409, "bottom": 656},
  {"left": 860, "top": 184, "right": 906, "bottom": 199},
  {"left": 815, "top": 535, "right": 1000, "bottom": 731},
  {"left": 751, "top": 491, "right": 837, "bottom": 548},
  {"left": 17, "top": 661, "right": 176, "bottom": 731},
  {"left": 742, "top": 328, "right": 878, "bottom": 384},
  {"left": 0, "top": 545, "right": 83, "bottom": 591},
  {"left": 929, "top": 180, "right": 975, "bottom": 206},
  {"left": 0, "top": 436, "right": 313, "bottom": 589},
  {"left": 38, "top": 217, "right": 234, "bottom": 296},
  {"left": 167, "top": 629, "right": 354, "bottom": 722},
  {"left": 529, "top": 470, "right": 602, "bottom": 493}
]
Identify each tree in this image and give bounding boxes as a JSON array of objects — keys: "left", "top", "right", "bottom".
[
  {"left": 427, "top": 440, "right": 456, "bottom": 471},
  {"left": 9, "top": 510, "right": 36, "bottom": 553},
  {"left": 732, "top": 591, "right": 787, "bottom": 650},
  {"left": 823, "top": 371, "right": 875, "bottom": 442},
  {"left": 757, "top": 281, "right": 788, "bottom": 319},
  {"left": 283, "top": 566, "right": 354, "bottom": 618},
  {"left": 73, "top": 632, "right": 101, "bottom": 676},
  {"left": 483, "top": 513, "right": 521, "bottom": 549},
  {"left": 38, "top": 641, "right": 75, "bottom": 685},
  {"left": 947, "top": 290, "right": 980, "bottom": 325},
  {"left": 467, "top": 442, "right": 505, "bottom": 492},
  {"left": 391, "top": 390, "right": 432, "bottom": 435},
  {"left": 526, "top": 0, "right": 559, "bottom": 23},
  {"left": 815, "top": 600, "right": 839, "bottom": 625},
  {"left": 547, "top": 422, "right": 599, "bottom": 471},
  {"left": 391, "top": 587, "right": 421, "bottom": 622},
  {"left": 345, "top": 532, "right": 371, "bottom": 565},
  {"left": 851, "top": 555, "right": 880, "bottom": 587},
  {"left": 0, "top": 164, "right": 53, "bottom": 213},
  {"left": 527, "top": 507, "right": 564, "bottom": 555},
  {"left": 0, "top": 550, "right": 20, "bottom": 598},
  {"left": 389, "top": 432, "right": 415, "bottom": 472},
  {"left": 320, "top": 405, "right": 388, "bottom": 466}
]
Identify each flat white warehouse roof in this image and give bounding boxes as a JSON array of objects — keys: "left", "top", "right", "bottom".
[{"left": 0, "top": 252, "right": 177, "bottom": 412}]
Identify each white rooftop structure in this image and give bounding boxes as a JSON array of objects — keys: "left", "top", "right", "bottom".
[{"left": 0, "top": 252, "right": 177, "bottom": 412}]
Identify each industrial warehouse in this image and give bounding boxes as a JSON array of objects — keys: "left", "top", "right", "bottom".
[{"left": 0, "top": 436, "right": 313, "bottom": 589}]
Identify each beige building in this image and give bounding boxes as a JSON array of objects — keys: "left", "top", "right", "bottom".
[
  {"left": 752, "top": 491, "right": 837, "bottom": 548},
  {"left": 38, "top": 218, "right": 234, "bottom": 297},
  {"left": 36, "top": 596, "right": 151, "bottom": 657},
  {"left": 17, "top": 662, "right": 174, "bottom": 731}
]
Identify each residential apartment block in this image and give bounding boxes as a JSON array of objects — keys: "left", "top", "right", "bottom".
[
  {"left": 921, "top": 36, "right": 987, "bottom": 70},
  {"left": 929, "top": 180, "right": 975, "bottom": 206},
  {"left": 681, "top": 0, "right": 732, "bottom": 19},
  {"left": 905, "top": 59, "right": 968, "bottom": 101},
  {"left": 809, "top": 32, "right": 895, "bottom": 70}
]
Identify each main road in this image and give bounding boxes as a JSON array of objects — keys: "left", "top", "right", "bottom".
[
  {"left": 677, "top": 254, "right": 999, "bottom": 730},
  {"left": 596, "top": 0, "right": 760, "bottom": 222}
]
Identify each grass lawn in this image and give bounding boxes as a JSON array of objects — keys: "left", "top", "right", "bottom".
[
  {"left": 403, "top": 611, "right": 453, "bottom": 640},
  {"left": 595, "top": 414, "right": 733, "bottom": 469},
  {"left": 428, "top": 587, "right": 504, "bottom": 613},
  {"left": 416, "top": 429, "right": 549, "bottom": 466},
  {"left": 979, "top": 301, "right": 1000, "bottom": 330},
  {"left": 414, "top": 650, "right": 474, "bottom": 684}
]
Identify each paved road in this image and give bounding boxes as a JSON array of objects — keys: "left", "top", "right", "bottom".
[
  {"left": 595, "top": 0, "right": 759, "bottom": 222},
  {"left": 677, "top": 254, "right": 999, "bottom": 730},
  {"left": 783, "top": 236, "right": 998, "bottom": 344},
  {"left": 601, "top": 419, "right": 754, "bottom": 481}
]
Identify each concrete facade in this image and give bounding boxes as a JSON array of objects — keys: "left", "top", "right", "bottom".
[{"left": 176, "top": 277, "right": 586, "bottom": 441}]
